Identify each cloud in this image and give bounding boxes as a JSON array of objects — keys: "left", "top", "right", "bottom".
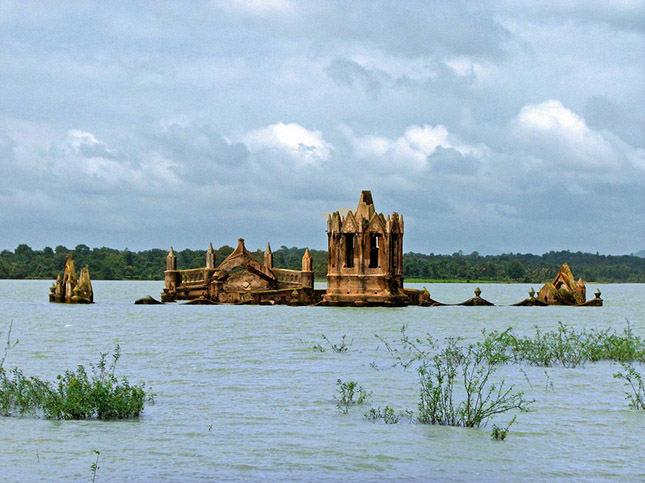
[
  {"left": 213, "top": 0, "right": 294, "bottom": 15},
  {"left": 498, "top": 0, "right": 645, "bottom": 32},
  {"left": 0, "top": 2, "right": 642, "bottom": 254},
  {"left": 345, "top": 124, "right": 487, "bottom": 172},
  {"left": 512, "top": 99, "right": 644, "bottom": 173},
  {"left": 324, "top": 59, "right": 386, "bottom": 98},
  {"left": 0, "top": 131, "right": 16, "bottom": 163},
  {"left": 243, "top": 122, "right": 332, "bottom": 165}
]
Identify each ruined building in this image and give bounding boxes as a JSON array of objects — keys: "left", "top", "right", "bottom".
[
  {"left": 50, "top": 255, "right": 94, "bottom": 304},
  {"left": 161, "top": 239, "right": 320, "bottom": 304},
  {"left": 536, "top": 263, "right": 602, "bottom": 306},
  {"left": 323, "top": 190, "right": 408, "bottom": 306},
  {"left": 158, "top": 190, "right": 598, "bottom": 307},
  {"left": 160, "top": 190, "right": 424, "bottom": 306}
]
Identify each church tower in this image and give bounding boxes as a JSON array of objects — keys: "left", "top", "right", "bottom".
[{"left": 323, "top": 190, "right": 407, "bottom": 306}]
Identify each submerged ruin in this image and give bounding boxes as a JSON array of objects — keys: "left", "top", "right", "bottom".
[
  {"left": 158, "top": 190, "right": 601, "bottom": 307},
  {"left": 162, "top": 238, "right": 320, "bottom": 305},
  {"left": 535, "top": 263, "right": 602, "bottom": 306},
  {"left": 161, "top": 191, "right": 430, "bottom": 306},
  {"left": 49, "top": 255, "right": 94, "bottom": 304}
]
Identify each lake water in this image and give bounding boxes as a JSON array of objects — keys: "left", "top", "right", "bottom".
[{"left": 1, "top": 280, "right": 643, "bottom": 482}]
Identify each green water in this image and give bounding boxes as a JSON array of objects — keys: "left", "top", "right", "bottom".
[{"left": 1, "top": 281, "right": 643, "bottom": 481}]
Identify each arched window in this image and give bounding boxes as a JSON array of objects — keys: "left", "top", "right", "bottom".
[
  {"left": 369, "top": 234, "right": 380, "bottom": 268},
  {"left": 344, "top": 234, "right": 354, "bottom": 268}
]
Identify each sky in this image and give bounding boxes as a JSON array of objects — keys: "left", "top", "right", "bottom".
[{"left": 1, "top": 0, "right": 643, "bottom": 255}]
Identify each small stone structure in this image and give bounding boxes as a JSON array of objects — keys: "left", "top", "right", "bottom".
[
  {"left": 49, "top": 255, "right": 94, "bottom": 304},
  {"left": 458, "top": 287, "right": 494, "bottom": 306},
  {"left": 513, "top": 287, "right": 548, "bottom": 306},
  {"left": 536, "top": 263, "right": 602, "bottom": 306},
  {"left": 161, "top": 239, "right": 320, "bottom": 304}
]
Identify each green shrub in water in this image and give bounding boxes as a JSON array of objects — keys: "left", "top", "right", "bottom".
[
  {"left": 478, "top": 322, "right": 644, "bottom": 368},
  {"left": 0, "top": 341, "right": 152, "bottom": 420},
  {"left": 614, "top": 362, "right": 644, "bottom": 410},
  {"left": 417, "top": 340, "right": 531, "bottom": 427},
  {"left": 335, "top": 379, "right": 370, "bottom": 414}
]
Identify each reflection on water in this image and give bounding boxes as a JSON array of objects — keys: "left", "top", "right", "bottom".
[{"left": 1, "top": 280, "right": 643, "bottom": 481}]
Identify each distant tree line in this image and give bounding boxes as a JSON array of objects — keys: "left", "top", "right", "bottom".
[{"left": 1, "top": 244, "right": 644, "bottom": 283}]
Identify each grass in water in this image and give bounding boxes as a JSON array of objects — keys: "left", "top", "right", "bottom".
[
  {"left": 335, "top": 379, "right": 370, "bottom": 414},
  {"left": 0, "top": 325, "right": 153, "bottom": 420},
  {"left": 314, "top": 334, "right": 353, "bottom": 353},
  {"left": 417, "top": 340, "right": 532, "bottom": 427},
  {"left": 614, "top": 362, "right": 644, "bottom": 410},
  {"left": 478, "top": 321, "right": 644, "bottom": 367},
  {"left": 491, "top": 416, "right": 516, "bottom": 441}
]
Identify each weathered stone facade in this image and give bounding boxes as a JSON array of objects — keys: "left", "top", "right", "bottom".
[
  {"left": 161, "top": 238, "right": 320, "bottom": 304},
  {"left": 323, "top": 190, "right": 408, "bottom": 306},
  {"left": 156, "top": 190, "right": 601, "bottom": 307},
  {"left": 49, "top": 255, "right": 94, "bottom": 304},
  {"left": 536, "top": 263, "right": 601, "bottom": 306}
]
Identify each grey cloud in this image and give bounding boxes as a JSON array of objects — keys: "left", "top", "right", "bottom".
[
  {"left": 0, "top": 2, "right": 642, "bottom": 255},
  {"left": 584, "top": 96, "right": 645, "bottom": 148},
  {"left": 497, "top": 1, "right": 645, "bottom": 33},
  {"left": 0, "top": 131, "right": 16, "bottom": 163},
  {"left": 325, "top": 59, "right": 386, "bottom": 98},
  {"left": 429, "top": 147, "right": 481, "bottom": 176}
]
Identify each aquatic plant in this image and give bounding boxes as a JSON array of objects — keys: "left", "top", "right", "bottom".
[
  {"left": 613, "top": 363, "right": 644, "bottom": 410},
  {"left": 319, "top": 334, "right": 353, "bottom": 353},
  {"left": 364, "top": 406, "right": 414, "bottom": 424},
  {"left": 417, "top": 341, "right": 531, "bottom": 427},
  {"left": 335, "top": 379, "right": 370, "bottom": 414},
  {"left": 374, "top": 324, "right": 434, "bottom": 370},
  {"left": 491, "top": 416, "right": 516, "bottom": 441},
  {"left": 0, "top": 338, "right": 153, "bottom": 420},
  {"left": 90, "top": 450, "right": 100, "bottom": 483},
  {"left": 478, "top": 322, "right": 644, "bottom": 368}
]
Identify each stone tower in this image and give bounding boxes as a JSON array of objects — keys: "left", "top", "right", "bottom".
[
  {"left": 323, "top": 190, "right": 407, "bottom": 306},
  {"left": 166, "top": 247, "right": 177, "bottom": 271},
  {"left": 206, "top": 243, "right": 216, "bottom": 269},
  {"left": 264, "top": 243, "right": 273, "bottom": 270}
]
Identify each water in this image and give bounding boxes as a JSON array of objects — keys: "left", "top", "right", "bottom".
[{"left": 1, "top": 280, "right": 643, "bottom": 481}]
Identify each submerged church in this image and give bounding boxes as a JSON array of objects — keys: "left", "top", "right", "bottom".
[{"left": 161, "top": 190, "right": 431, "bottom": 306}]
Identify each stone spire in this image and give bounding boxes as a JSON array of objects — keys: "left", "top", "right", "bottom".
[
  {"left": 206, "top": 242, "right": 216, "bottom": 269},
  {"left": 355, "top": 190, "right": 375, "bottom": 222},
  {"left": 264, "top": 242, "right": 273, "bottom": 270},
  {"left": 166, "top": 247, "right": 177, "bottom": 271},
  {"left": 302, "top": 247, "right": 313, "bottom": 272}
]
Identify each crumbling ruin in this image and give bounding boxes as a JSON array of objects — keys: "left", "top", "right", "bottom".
[
  {"left": 161, "top": 239, "right": 321, "bottom": 305},
  {"left": 49, "top": 255, "right": 94, "bottom": 304},
  {"left": 157, "top": 191, "right": 601, "bottom": 307},
  {"left": 536, "top": 263, "right": 602, "bottom": 306},
  {"left": 323, "top": 190, "right": 408, "bottom": 306}
]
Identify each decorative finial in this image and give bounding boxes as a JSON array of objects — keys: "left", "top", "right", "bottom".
[
  {"left": 529, "top": 287, "right": 535, "bottom": 298},
  {"left": 594, "top": 289, "right": 601, "bottom": 299},
  {"left": 474, "top": 287, "right": 481, "bottom": 297}
]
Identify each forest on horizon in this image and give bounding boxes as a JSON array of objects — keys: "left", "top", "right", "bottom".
[{"left": 1, "top": 243, "right": 644, "bottom": 283}]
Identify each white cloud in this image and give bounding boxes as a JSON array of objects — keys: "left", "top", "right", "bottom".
[
  {"left": 243, "top": 122, "right": 332, "bottom": 164},
  {"left": 213, "top": 0, "right": 294, "bottom": 15},
  {"left": 512, "top": 99, "right": 641, "bottom": 171},
  {"left": 346, "top": 124, "right": 487, "bottom": 171}
]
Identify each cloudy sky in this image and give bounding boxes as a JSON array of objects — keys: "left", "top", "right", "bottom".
[{"left": 1, "top": 1, "right": 643, "bottom": 255}]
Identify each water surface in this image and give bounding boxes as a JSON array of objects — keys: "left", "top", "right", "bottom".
[{"left": 1, "top": 281, "right": 643, "bottom": 481}]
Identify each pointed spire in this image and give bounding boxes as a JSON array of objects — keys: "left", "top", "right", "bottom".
[
  {"left": 302, "top": 247, "right": 313, "bottom": 272},
  {"left": 264, "top": 242, "right": 273, "bottom": 270},
  {"left": 206, "top": 242, "right": 216, "bottom": 269},
  {"left": 355, "top": 190, "right": 375, "bottom": 222},
  {"left": 166, "top": 246, "right": 177, "bottom": 271}
]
